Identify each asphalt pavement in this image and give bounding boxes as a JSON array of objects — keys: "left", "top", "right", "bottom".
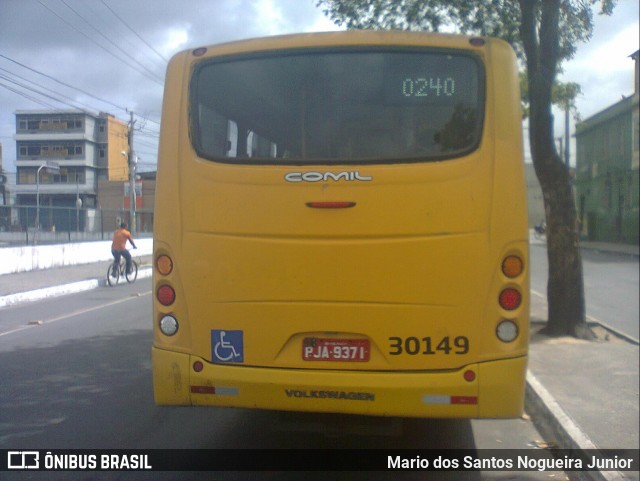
[{"left": 0, "top": 242, "right": 638, "bottom": 481}]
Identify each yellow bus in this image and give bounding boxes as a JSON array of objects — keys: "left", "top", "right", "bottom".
[{"left": 152, "top": 31, "right": 529, "bottom": 419}]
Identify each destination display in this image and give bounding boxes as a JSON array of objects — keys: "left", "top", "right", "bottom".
[{"left": 384, "top": 52, "right": 480, "bottom": 105}]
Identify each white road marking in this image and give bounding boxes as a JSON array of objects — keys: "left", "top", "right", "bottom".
[{"left": 0, "top": 291, "right": 151, "bottom": 338}]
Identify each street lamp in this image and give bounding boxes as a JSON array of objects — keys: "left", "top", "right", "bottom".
[
  {"left": 76, "top": 193, "right": 83, "bottom": 237},
  {"left": 35, "top": 161, "right": 60, "bottom": 244}
]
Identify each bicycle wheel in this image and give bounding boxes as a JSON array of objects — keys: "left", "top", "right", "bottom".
[
  {"left": 107, "top": 262, "right": 120, "bottom": 286},
  {"left": 125, "top": 260, "right": 138, "bottom": 283}
]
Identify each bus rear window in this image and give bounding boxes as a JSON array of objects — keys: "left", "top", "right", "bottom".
[{"left": 191, "top": 49, "right": 484, "bottom": 164}]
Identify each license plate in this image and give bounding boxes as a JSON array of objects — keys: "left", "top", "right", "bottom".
[{"left": 302, "top": 338, "right": 370, "bottom": 362}]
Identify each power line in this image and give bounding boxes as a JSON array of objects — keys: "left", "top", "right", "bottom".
[
  {"left": 0, "top": 81, "right": 57, "bottom": 110},
  {"left": 136, "top": 129, "right": 160, "bottom": 140},
  {"left": 58, "top": 0, "right": 165, "bottom": 84},
  {"left": 134, "top": 138, "right": 159, "bottom": 149},
  {"left": 133, "top": 113, "right": 161, "bottom": 127},
  {"left": 0, "top": 74, "right": 88, "bottom": 112},
  {"left": 79, "top": 0, "right": 166, "bottom": 75},
  {"left": 0, "top": 53, "right": 128, "bottom": 113},
  {"left": 100, "top": 0, "right": 169, "bottom": 64},
  {"left": 0, "top": 68, "right": 101, "bottom": 113},
  {"left": 37, "top": 0, "right": 164, "bottom": 86},
  {"left": 0, "top": 53, "right": 158, "bottom": 133}
]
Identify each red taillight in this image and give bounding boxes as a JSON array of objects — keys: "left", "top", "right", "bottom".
[
  {"left": 499, "top": 288, "right": 521, "bottom": 310},
  {"left": 157, "top": 285, "right": 175, "bottom": 306}
]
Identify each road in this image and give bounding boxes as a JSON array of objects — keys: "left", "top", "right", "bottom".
[
  {"left": 0, "top": 278, "right": 566, "bottom": 480},
  {"left": 529, "top": 242, "right": 639, "bottom": 341}
]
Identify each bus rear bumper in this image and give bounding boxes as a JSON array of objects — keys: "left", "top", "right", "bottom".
[{"left": 152, "top": 347, "right": 526, "bottom": 418}]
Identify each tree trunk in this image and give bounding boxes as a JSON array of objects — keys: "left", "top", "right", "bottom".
[
  {"left": 520, "top": 0, "right": 595, "bottom": 339},
  {"left": 537, "top": 154, "right": 593, "bottom": 339}
]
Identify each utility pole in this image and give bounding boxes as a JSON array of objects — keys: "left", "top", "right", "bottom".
[
  {"left": 128, "top": 111, "right": 137, "bottom": 235},
  {"left": 564, "top": 107, "right": 570, "bottom": 167}
]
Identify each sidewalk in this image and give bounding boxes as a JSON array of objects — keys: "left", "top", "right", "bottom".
[
  {"left": 0, "top": 255, "right": 152, "bottom": 307},
  {"left": 0, "top": 245, "right": 638, "bottom": 481},
  {"left": 578, "top": 240, "right": 639, "bottom": 257},
  {"left": 527, "top": 294, "right": 639, "bottom": 481}
]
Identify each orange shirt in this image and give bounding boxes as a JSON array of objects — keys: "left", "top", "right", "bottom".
[{"left": 112, "top": 228, "right": 134, "bottom": 251}]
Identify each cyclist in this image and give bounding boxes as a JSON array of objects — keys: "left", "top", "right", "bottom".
[{"left": 111, "top": 222, "right": 137, "bottom": 275}]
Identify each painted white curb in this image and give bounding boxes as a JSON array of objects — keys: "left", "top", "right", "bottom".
[
  {"left": 0, "top": 268, "right": 152, "bottom": 308},
  {"left": 526, "top": 370, "right": 629, "bottom": 481}
]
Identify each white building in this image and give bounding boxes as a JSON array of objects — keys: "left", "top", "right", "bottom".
[{"left": 12, "top": 110, "right": 129, "bottom": 232}]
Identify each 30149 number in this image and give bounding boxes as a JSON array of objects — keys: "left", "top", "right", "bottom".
[{"left": 388, "top": 336, "right": 469, "bottom": 355}]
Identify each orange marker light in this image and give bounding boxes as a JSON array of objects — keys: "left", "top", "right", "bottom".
[
  {"left": 502, "top": 255, "right": 523, "bottom": 278},
  {"left": 156, "top": 255, "right": 173, "bottom": 276}
]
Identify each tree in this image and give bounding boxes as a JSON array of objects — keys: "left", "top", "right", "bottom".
[
  {"left": 520, "top": 74, "right": 582, "bottom": 124},
  {"left": 316, "top": 0, "right": 615, "bottom": 339}
]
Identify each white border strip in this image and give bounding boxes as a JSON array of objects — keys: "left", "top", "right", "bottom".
[
  {"left": 527, "top": 371, "right": 629, "bottom": 481},
  {"left": 0, "top": 268, "right": 151, "bottom": 308},
  {"left": 527, "top": 370, "right": 598, "bottom": 450}
]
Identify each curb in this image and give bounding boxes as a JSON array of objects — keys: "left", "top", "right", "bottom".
[
  {"left": 525, "top": 371, "right": 631, "bottom": 481},
  {"left": 0, "top": 268, "right": 152, "bottom": 308},
  {"left": 588, "top": 318, "right": 640, "bottom": 346}
]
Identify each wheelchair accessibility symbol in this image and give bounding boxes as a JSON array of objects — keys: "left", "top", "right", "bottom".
[{"left": 212, "top": 330, "right": 244, "bottom": 363}]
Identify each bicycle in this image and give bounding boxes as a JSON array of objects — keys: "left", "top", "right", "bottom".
[
  {"left": 107, "top": 255, "right": 138, "bottom": 286},
  {"left": 533, "top": 221, "right": 546, "bottom": 241}
]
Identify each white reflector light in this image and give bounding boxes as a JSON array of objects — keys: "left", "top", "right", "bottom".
[
  {"left": 159, "top": 315, "right": 179, "bottom": 336},
  {"left": 496, "top": 320, "right": 518, "bottom": 342}
]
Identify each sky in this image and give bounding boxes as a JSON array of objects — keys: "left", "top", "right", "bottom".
[{"left": 0, "top": 0, "right": 638, "bottom": 177}]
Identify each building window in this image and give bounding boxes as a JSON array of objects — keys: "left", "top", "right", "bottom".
[
  {"left": 18, "top": 142, "right": 85, "bottom": 158},
  {"left": 28, "top": 144, "right": 42, "bottom": 156},
  {"left": 16, "top": 167, "right": 86, "bottom": 185},
  {"left": 17, "top": 168, "right": 36, "bottom": 184}
]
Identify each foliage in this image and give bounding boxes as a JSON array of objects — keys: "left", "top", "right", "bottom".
[
  {"left": 520, "top": 73, "right": 582, "bottom": 119},
  {"left": 316, "top": 0, "right": 616, "bottom": 339},
  {"left": 317, "top": 1, "right": 614, "bottom": 64}
]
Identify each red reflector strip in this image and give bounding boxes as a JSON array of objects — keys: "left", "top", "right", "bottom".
[
  {"left": 190, "top": 386, "right": 240, "bottom": 396},
  {"left": 422, "top": 395, "right": 478, "bottom": 405},
  {"left": 306, "top": 201, "right": 356, "bottom": 209},
  {"left": 191, "top": 386, "right": 216, "bottom": 394},
  {"left": 451, "top": 396, "right": 478, "bottom": 405}
]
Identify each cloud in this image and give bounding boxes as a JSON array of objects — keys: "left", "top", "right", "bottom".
[
  {"left": 161, "top": 27, "right": 191, "bottom": 54},
  {"left": 255, "top": 0, "right": 286, "bottom": 36},
  {"left": 562, "top": 19, "right": 639, "bottom": 119}
]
